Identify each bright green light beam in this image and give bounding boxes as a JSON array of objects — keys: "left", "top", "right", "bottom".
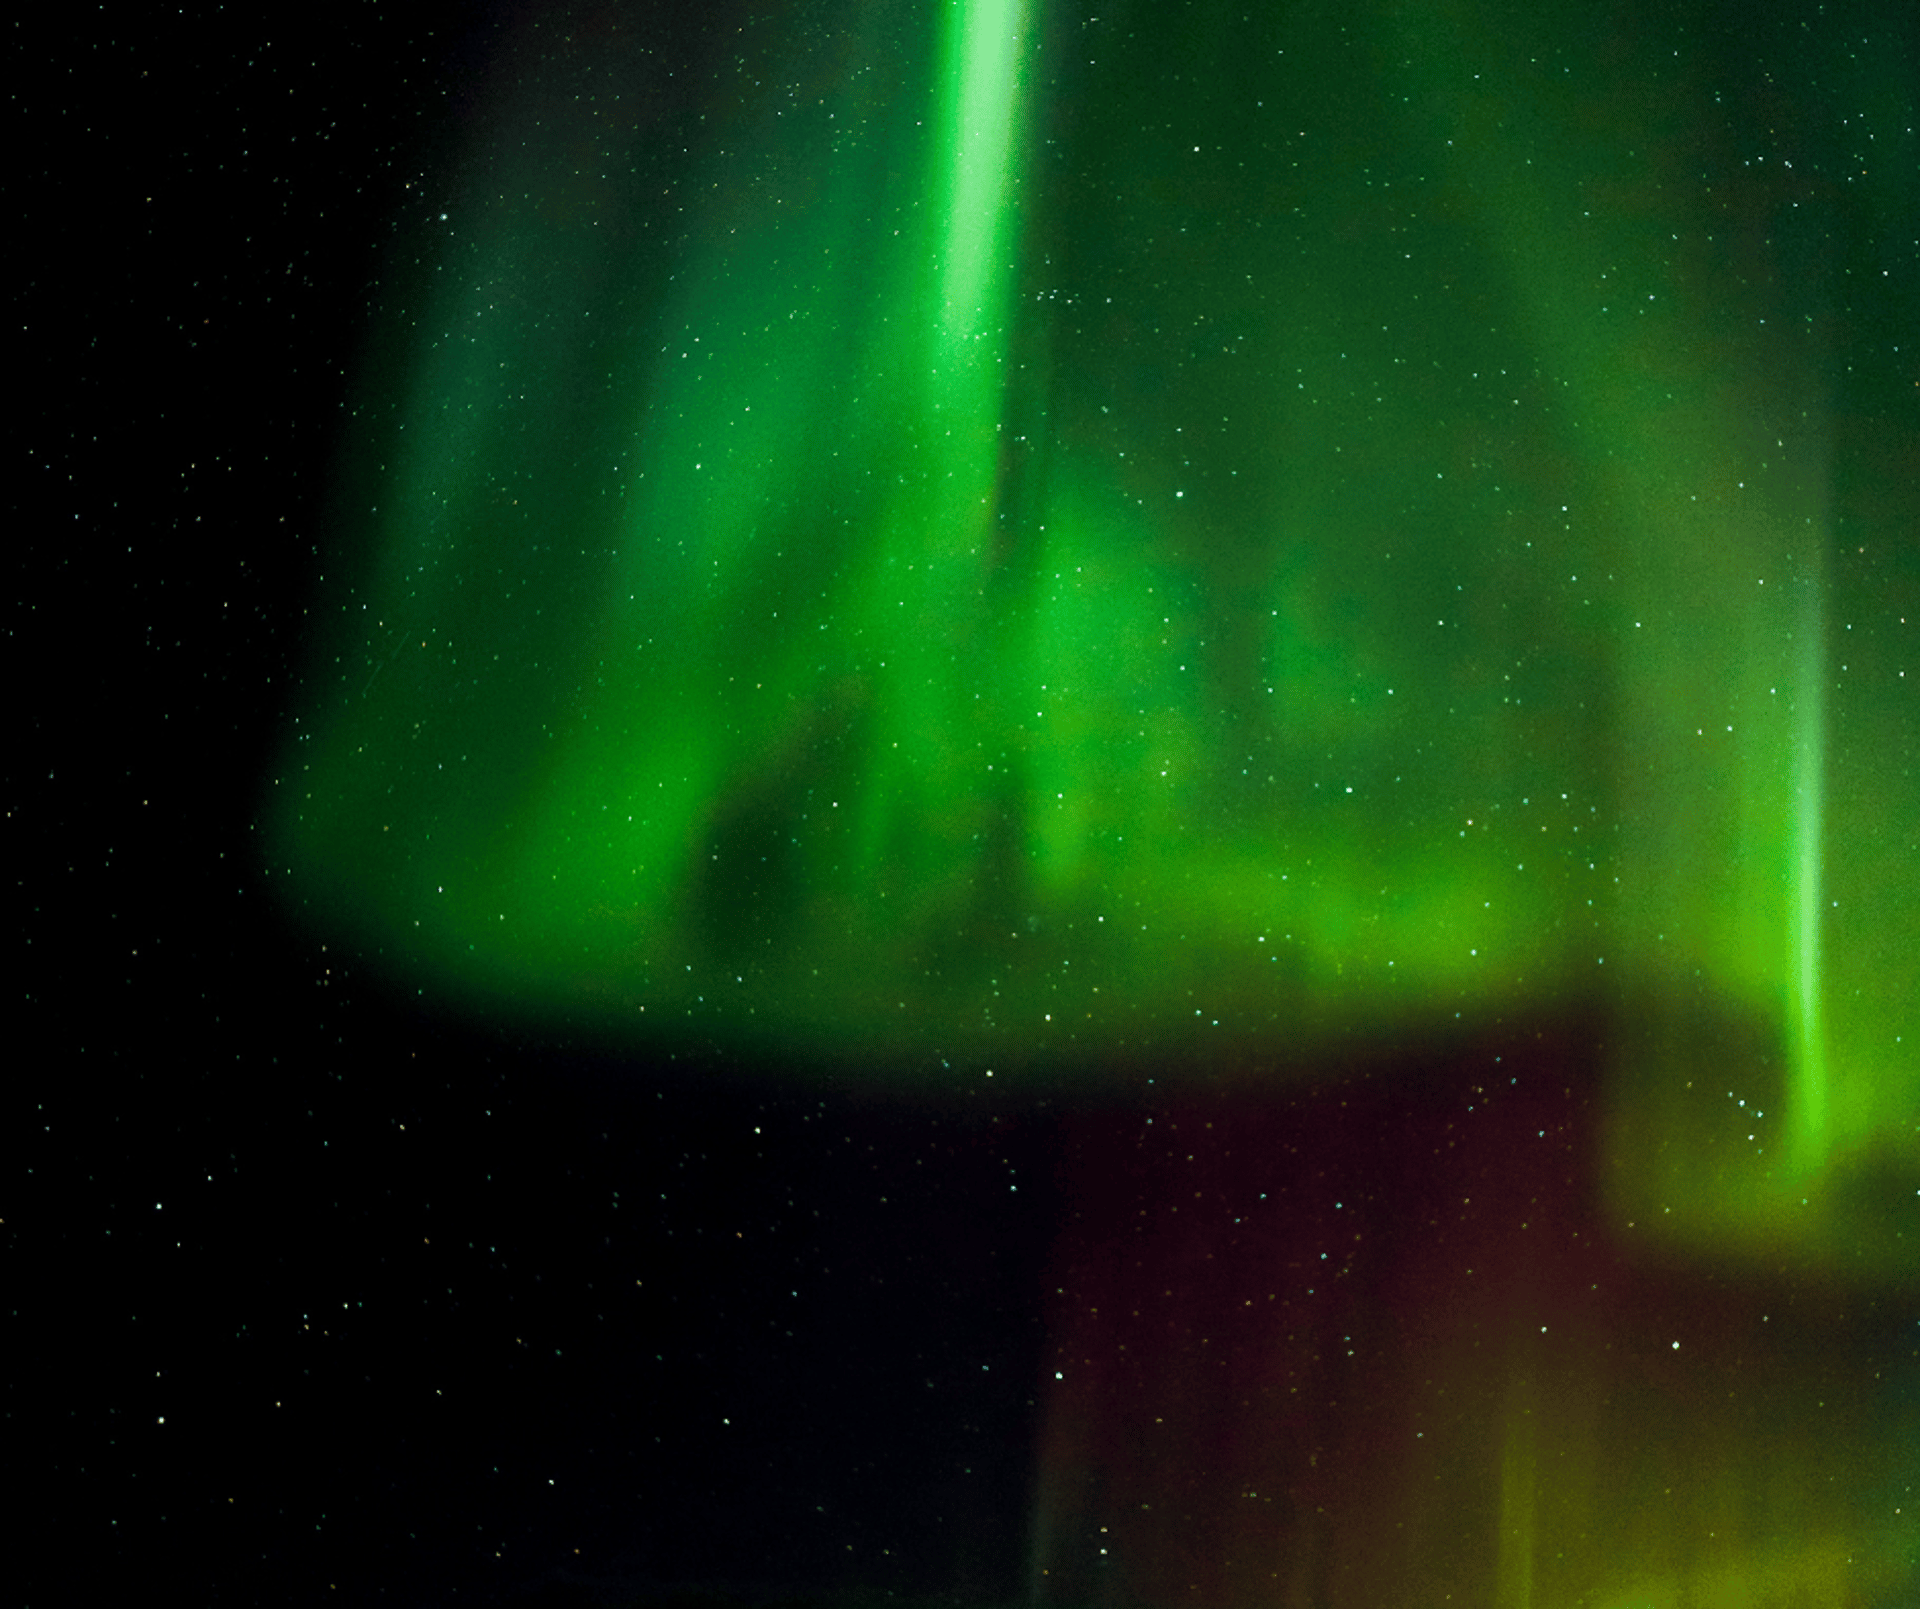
[
  {"left": 1789, "top": 544, "right": 1829, "bottom": 1176},
  {"left": 934, "top": 0, "right": 1031, "bottom": 366}
]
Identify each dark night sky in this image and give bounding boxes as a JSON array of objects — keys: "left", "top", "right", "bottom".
[
  {"left": 13, "top": 3, "right": 1919, "bottom": 1608},
  {"left": 14, "top": 5, "right": 1063, "bottom": 1605}
]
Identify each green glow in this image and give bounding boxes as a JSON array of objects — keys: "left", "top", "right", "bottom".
[
  {"left": 269, "top": 1, "right": 1917, "bottom": 1258},
  {"left": 1496, "top": 1372, "right": 1537, "bottom": 1609},
  {"left": 934, "top": 0, "right": 1029, "bottom": 363},
  {"left": 1383, "top": 0, "right": 1916, "bottom": 1273},
  {"left": 1789, "top": 549, "right": 1829, "bottom": 1175}
]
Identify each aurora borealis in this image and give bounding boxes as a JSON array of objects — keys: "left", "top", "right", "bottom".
[
  {"left": 259, "top": 0, "right": 1919, "bottom": 1601},
  {"left": 275, "top": 0, "right": 1912, "bottom": 1180}
]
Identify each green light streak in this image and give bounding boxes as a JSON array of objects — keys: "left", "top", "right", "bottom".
[
  {"left": 1789, "top": 551, "right": 1829, "bottom": 1175},
  {"left": 934, "top": 0, "right": 1030, "bottom": 364}
]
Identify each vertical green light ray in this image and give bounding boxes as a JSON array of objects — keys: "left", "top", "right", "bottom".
[
  {"left": 1788, "top": 545, "right": 1829, "bottom": 1174},
  {"left": 832, "top": 0, "right": 1042, "bottom": 990},
  {"left": 934, "top": 0, "right": 1030, "bottom": 366}
]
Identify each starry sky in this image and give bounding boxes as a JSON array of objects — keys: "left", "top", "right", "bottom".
[{"left": 12, "top": 1, "right": 1920, "bottom": 1607}]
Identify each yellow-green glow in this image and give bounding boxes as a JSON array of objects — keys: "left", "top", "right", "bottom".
[
  {"left": 1495, "top": 1372, "right": 1536, "bottom": 1609},
  {"left": 1033, "top": 1074, "right": 1917, "bottom": 1609}
]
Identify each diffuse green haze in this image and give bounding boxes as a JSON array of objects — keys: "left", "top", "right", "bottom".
[
  {"left": 1376, "top": 0, "right": 1902, "bottom": 1262},
  {"left": 270, "top": 0, "right": 1916, "bottom": 1244}
]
